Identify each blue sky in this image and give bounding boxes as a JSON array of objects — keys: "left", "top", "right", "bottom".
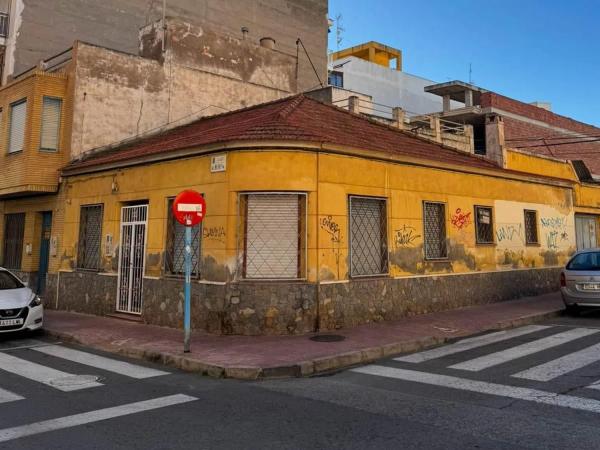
[{"left": 328, "top": 0, "right": 600, "bottom": 126}]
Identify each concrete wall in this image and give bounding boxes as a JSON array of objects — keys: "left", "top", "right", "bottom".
[
  {"left": 70, "top": 20, "right": 297, "bottom": 159},
  {"left": 332, "top": 56, "right": 462, "bottom": 116},
  {"left": 6, "top": 0, "right": 327, "bottom": 92}
]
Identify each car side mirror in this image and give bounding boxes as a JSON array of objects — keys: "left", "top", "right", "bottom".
[{"left": 23, "top": 281, "right": 29, "bottom": 288}]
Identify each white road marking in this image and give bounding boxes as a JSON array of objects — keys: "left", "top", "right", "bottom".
[
  {"left": 0, "top": 394, "right": 197, "bottom": 443},
  {"left": 351, "top": 365, "right": 600, "bottom": 414},
  {"left": 0, "top": 352, "right": 102, "bottom": 392},
  {"left": 32, "top": 345, "right": 168, "bottom": 379},
  {"left": 449, "top": 328, "right": 599, "bottom": 371},
  {"left": 395, "top": 325, "right": 549, "bottom": 363},
  {"left": 513, "top": 342, "right": 600, "bottom": 381},
  {"left": 0, "top": 339, "right": 55, "bottom": 352},
  {"left": 0, "top": 387, "right": 23, "bottom": 404}
]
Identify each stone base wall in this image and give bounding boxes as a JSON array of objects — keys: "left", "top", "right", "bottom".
[
  {"left": 318, "top": 267, "right": 561, "bottom": 330},
  {"left": 47, "top": 267, "right": 560, "bottom": 335}
]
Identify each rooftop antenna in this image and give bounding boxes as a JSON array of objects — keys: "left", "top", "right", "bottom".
[
  {"left": 335, "top": 14, "right": 344, "bottom": 51},
  {"left": 468, "top": 62, "right": 473, "bottom": 84}
]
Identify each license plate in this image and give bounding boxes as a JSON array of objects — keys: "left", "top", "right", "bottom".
[
  {"left": 582, "top": 283, "right": 600, "bottom": 291},
  {"left": 0, "top": 318, "right": 23, "bottom": 327}
]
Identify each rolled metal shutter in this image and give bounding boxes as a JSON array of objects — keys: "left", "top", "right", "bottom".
[
  {"left": 8, "top": 100, "right": 27, "bottom": 154},
  {"left": 40, "top": 97, "right": 62, "bottom": 150},
  {"left": 245, "top": 194, "right": 299, "bottom": 279}
]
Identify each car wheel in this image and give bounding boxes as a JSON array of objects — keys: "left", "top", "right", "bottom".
[{"left": 565, "top": 304, "right": 580, "bottom": 316}]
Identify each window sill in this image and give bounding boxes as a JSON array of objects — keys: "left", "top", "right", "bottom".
[
  {"left": 525, "top": 243, "right": 541, "bottom": 247},
  {"left": 39, "top": 148, "right": 59, "bottom": 153},
  {"left": 239, "top": 278, "right": 308, "bottom": 283},
  {"left": 74, "top": 268, "right": 102, "bottom": 273},
  {"left": 475, "top": 242, "right": 496, "bottom": 246},
  {"left": 6, "top": 150, "right": 23, "bottom": 156}
]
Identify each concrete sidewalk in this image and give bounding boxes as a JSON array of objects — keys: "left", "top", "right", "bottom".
[{"left": 43, "top": 292, "right": 565, "bottom": 380}]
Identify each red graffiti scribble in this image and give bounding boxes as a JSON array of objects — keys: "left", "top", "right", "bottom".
[{"left": 451, "top": 208, "right": 472, "bottom": 230}]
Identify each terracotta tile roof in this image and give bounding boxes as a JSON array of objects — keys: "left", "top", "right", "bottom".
[{"left": 63, "top": 95, "right": 507, "bottom": 175}]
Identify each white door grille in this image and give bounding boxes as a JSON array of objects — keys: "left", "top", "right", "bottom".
[
  {"left": 575, "top": 215, "right": 597, "bottom": 250},
  {"left": 244, "top": 194, "right": 301, "bottom": 279},
  {"left": 117, "top": 205, "right": 148, "bottom": 314}
]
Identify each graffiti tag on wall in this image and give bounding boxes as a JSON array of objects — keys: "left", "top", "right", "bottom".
[
  {"left": 540, "top": 217, "right": 567, "bottom": 229},
  {"left": 450, "top": 208, "right": 472, "bottom": 230},
  {"left": 203, "top": 226, "right": 226, "bottom": 242},
  {"left": 320, "top": 216, "right": 342, "bottom": 278},
  {"left": 540, "top": 216, "right": 569, "bottom": 250},
  {"left": 394, "top": 225, "right": 421, "bottom": 247},
  {"left": 496, "top": 224, "right": 524, "bottom": 243},
  {"left": 320, "top": 216, "right": 341, "bottom": 243}
]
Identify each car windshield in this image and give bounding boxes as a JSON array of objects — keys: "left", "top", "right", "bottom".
[
  {"left": 567, "top": 252, "right": 600, "bottom": 271},
  {"left": 0, "top": 271, "right": 23, "bottom": 290}
]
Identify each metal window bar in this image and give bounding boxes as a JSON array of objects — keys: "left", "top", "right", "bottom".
[
  {"left": 2, "top": 213, "right": 25, "bottom": 269},
  {"left": 349, "top": 196, "right": 388, "bottom": 277},
  {"left": 423, "top": 202, "right": 447, "bottom": 259},
  {"left": 524, "top": 210, "right": 539, "bottom": 244},
  {"left": 475, "top": 206, "right": 494, "bottom": 244},
  {"left": 0, "top": 13, "right": 9, "bottom": 38},
  {"left": 77, "top": 205, "right": 102, "bottom": 270},
  {"left": 165, "top": 198, "right": 201, "bottom": 277},
  {"left": 239, "top": 193, "right": 306, "bottom": 280}
]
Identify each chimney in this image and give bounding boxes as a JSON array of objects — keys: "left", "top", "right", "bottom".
[
  {"left": 392, "top": 107, "right": 405, "bottom": 130},
  {"left": 241, "top": 27, "right": 249, "bottom": 40},
  {"left": 348, "top": 95, "right": 360, "bottom": 114},
  {"left": 485, "top": 114, "right": 507, "bottom": 167},
  {"left": 259, "top": 37, "right": 276, "bottom": 50}
]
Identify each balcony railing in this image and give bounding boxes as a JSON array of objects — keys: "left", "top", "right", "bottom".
[{"left": 0, "top": 13, "right": 9, "bottom": 38}]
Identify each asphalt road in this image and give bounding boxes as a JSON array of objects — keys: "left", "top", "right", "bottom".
[{"left": 3, "top": 313, "right": 600, "bottom": 449}]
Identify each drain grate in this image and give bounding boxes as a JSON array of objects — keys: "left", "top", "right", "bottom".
[{"left": 310, "top": 334, "right": 346, "bottom": 342}]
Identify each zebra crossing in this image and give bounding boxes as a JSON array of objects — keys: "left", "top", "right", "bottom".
[
  {"left": 351, "top": 324, "right": 600, "bottom": 414},
  {"left": 0, "top": 339, "right": 169, "bottom": 403}
]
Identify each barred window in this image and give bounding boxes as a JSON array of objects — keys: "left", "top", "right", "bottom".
[
  {"left": 349, "top": 196, "right": 388, "bottom": 277},
  {"left": 242, "top": 193, "right": 306, "bottom": 279},
  {"left": 40, "top": 97, "right": 62, "bottom": 151},
  {"left": 165, "top": 198, "right": 201, "bottom": 276},
  {"left": 423, "top": 202, "right": 447, "bottom": 259},
  {"left": 2, "top": 213, "right": 25, "bottom": 269},
  {"left": 77, "top": 205, "right": 103, "bottom": 270},
  {"left": 475, "top": 206, "right": 494, "bottom": 244},
  {"left": 524, "top": 210, "right": 539, "bottom": 245}
]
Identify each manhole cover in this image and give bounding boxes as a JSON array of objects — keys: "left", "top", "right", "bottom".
[
  {"left": 49, "top": 375, "right": 100, "bottom": 389},
  {"left": 310, "top": 334, "right": 346, "bottom": 342}
]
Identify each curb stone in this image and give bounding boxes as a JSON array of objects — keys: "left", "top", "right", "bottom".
[{"left": 42, "top": 308, "right": 562, "bottom": 380}]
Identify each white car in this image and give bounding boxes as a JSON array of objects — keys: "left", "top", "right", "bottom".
[{"left": 0, "top": 268, "right": 43, "bottom": 333}]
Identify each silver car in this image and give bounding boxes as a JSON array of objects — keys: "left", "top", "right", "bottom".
[
  {"left": 561, "top": 249, "right": 600, "bottom": 314},
  {"left": 0, "top": 268, "right": 43, "bottom": 333}
]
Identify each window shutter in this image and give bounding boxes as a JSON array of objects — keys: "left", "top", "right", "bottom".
[
  {"left": 40, "top": 97, "right": 62, "bottom": 150},
  {"left": 8, "top": 100, "right": 27, "bottom": 154},
  {"left": 245, "top": 194, "right": 300, "bottom": 279}
]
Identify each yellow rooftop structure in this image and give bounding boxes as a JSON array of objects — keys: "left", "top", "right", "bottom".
[{"left": 330, "top": 41, "right": 402, "bottom": 71}]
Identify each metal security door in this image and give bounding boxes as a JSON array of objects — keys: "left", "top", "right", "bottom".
[
  {"left": 117, "top": 205, "right": 148, "bottom": 314},
  {"left": 36, "top": 212, "right": 52, "bottom": 294},
  {"left": 575, "top": 215, "right": 598, "bottom": 250}
]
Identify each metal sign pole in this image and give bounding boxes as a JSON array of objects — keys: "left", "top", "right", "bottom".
[{"left": 183, "top": 224, "right": 192, "bottom": 353}]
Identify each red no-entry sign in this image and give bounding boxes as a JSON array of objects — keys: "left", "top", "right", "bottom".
[{"left": 172, "top": 190, "right": 206, "bottom": 226}]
